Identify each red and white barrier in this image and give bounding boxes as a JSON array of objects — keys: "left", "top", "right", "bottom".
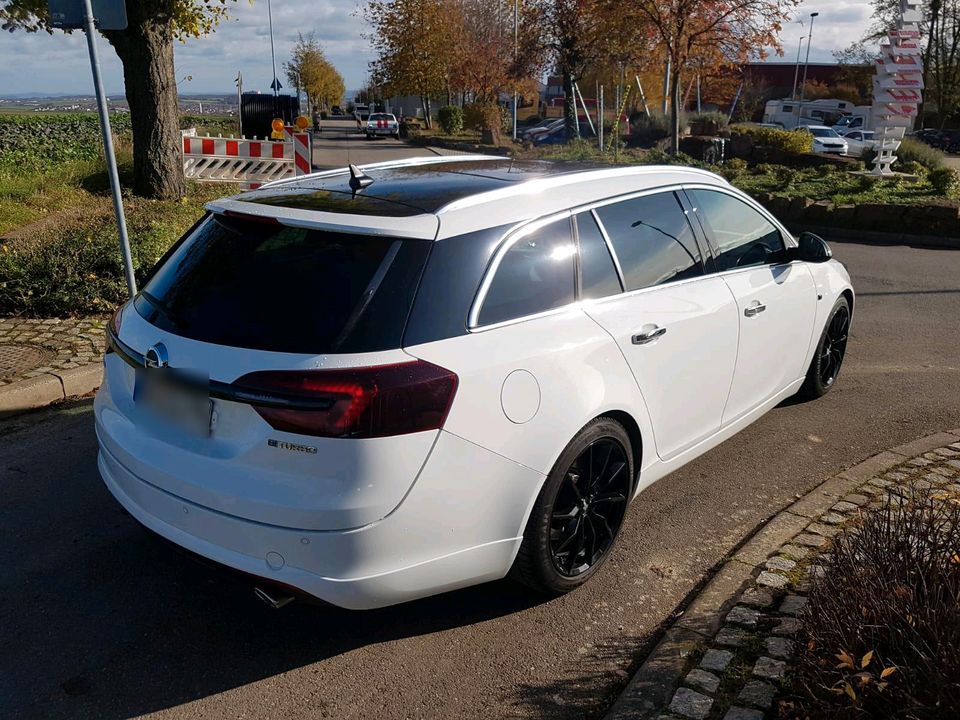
[{"left": 182, "top": 131, "right": 312, "bottom": 189}]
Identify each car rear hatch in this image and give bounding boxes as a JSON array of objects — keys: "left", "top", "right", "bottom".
[{"left": 100, "top": 208, "right": 457, "bottom": 532}]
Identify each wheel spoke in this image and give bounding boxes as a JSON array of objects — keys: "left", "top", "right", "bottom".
[
  {"left": 554, "top": 515, "right": 581, "bottom": 554},
  {"left": 564, "top": 472, "right": 583, "bottom": 500},
  {"left": 593, "top": 491, "right": 626, "bottom": 504}
]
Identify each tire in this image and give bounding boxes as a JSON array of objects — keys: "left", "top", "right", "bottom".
[
  {"left": 798, "top": 296, "right": 851, "bottom": 400},
  {"left": 511, "top": 417, "right": 634, "bottom": 595}
]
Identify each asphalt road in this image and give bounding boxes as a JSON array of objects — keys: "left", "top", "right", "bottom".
[
  {"left": 310, "top": 118, "right": 462, "bottom": 169},
  {"left": 2, "top": 147, "right": 959, "bottom": 720}
]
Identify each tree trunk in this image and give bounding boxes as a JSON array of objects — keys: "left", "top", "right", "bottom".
[
  {"left": 105, "top": 4, "right": 185, "bottom": 200},
  {"left": 421, "top": 95, "right": 433, "bottom": 129},
  {"left": 563, "top": 72, "right": 578, "bottom": 139}
]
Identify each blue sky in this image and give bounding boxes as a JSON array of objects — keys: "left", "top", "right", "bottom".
[{"left": 1, "top": 0, "right": 874, "bottom": 97}]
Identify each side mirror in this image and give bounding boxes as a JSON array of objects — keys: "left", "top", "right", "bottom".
[{"left": 794, "top": 232, "right": 832, "bottom": 263}]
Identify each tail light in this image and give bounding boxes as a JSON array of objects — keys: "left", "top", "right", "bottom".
[{"left": 234, "top": 360, "right": 458, "bottom": 439}]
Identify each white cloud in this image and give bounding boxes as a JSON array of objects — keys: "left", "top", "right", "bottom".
[{"left": 1, "top": 0, "right": 373, "bottom": 95}]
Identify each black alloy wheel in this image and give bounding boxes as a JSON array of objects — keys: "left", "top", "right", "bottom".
[
  {"left": 511, "top": 418, "right": 634, "bottom": 594},
  {"left": 799, "top": 296, "right": 851, "bottom": 399},
  {"left": 550, "top": 438, "right": 630, "bottom": 577}
]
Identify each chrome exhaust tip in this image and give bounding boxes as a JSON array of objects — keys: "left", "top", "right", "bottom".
[{"left": 254, "top": 586, "right": 295, "bottom": 609}]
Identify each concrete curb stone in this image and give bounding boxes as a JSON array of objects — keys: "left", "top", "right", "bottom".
[
  {"left": 604, "top": 430, "right": 960, "bottom": 720},
  {"left": 0, "top": 361, "right": 102, "bottom": 418}
]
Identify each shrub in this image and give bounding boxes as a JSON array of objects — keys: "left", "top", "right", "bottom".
[
  {"left": 437, "top": 105, "right": 464, "bottom": 135},
  {"left": 792, "top": 484, "right": 960, "bottom": 718},
  {"left": 929, "top": 167, "right": 960, "bottom": 197},
  {"left": 689, "top": 111, "right": 728, "bottom": 135},
  {"left": 725, "top": 157, "right": 748, "bottom": 172},
  {"left": 863, "top": 137, "right": 945, "bottom": 172},
  {"left": 728, "top": 124, "right": 811, "bottom": 159}
]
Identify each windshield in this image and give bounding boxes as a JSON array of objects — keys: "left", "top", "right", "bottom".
[
  {"left": 810, "top": 128, "right": 840, "bottom": 138},
  {"left": 369, "top": 114, "right": 393, "bottom": 121},
  {"left": 137, "top": 215, "right": 430, "bottom": 354}
]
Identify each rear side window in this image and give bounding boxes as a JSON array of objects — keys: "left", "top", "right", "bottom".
[
  {"left": 476, "top": 217, "right": 576, "bottom": 326},
  {"left": 575, "top": 212, "right": 622, "bottom": 299},
  {"left": 136, "top": 215, "right": 430, "bottom": 354},
  {"left": 594, "top": 192, "right": 703, "bottom": 291},
  {"left": 689, "top": 189, "right": 785, "bottom": 271}
]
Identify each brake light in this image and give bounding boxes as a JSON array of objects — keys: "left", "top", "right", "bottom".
[
  {"left": 234, "top": 360, "right": 458, "bottom": 439},
  {"left": 109, "top": 304, "right": 123, "bottom": 335}
]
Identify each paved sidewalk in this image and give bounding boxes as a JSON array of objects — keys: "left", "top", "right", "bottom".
[
  {"left": 606, "top": 429, "right": 960, "bottom": 720},
  {"left": 0, "top": 316, "right": 106, "bottom": 415}
]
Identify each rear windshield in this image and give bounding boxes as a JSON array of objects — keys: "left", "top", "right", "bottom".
[
  {"left": 135, "top": 214, "right": 431, "bottom": 354},
  {"left": 369, "top": 114, "right": 392, "bottom": 121}
]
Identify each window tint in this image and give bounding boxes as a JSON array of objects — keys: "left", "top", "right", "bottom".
[
  {"left": 689, "top": 189, "right": 786, "bottom": 271},
  {"left": 576, "top": 212, "right": 622, "bottom": 299},
  {"left": 594, "top": 192, "right": 702, "bottom": 291},
  {"left": 477, "top": 218, "right": 576, "bottom": 326},
  {"left": 137, "top": 215, "right": 430, "bottom": 354}
]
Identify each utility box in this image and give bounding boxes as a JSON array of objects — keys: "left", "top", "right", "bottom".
[{"left": 241, "top": 93, "right": 300, "bottom": 139}]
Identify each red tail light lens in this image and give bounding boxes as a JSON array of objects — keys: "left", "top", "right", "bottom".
[{"left": 234, "top": 360, "right": 458, "bottom": 439}]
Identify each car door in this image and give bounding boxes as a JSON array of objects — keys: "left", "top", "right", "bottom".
[
  {"left": 580, "top": 192, "right": 739, "bottom": 460},
  {"left": 685, "top": 188, "right": 817, "bottom": 425}
]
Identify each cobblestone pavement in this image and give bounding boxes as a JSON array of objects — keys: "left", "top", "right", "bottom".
[
  {"left": 657, "top": 440, "right": 960, "bottom": 720},
  {"left": 0, "top": 317, "right": 106, "bottom": 386}
]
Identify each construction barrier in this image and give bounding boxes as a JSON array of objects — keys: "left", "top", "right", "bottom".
[{"left": 182, "top": 129, "right": 312, "bottom": 190}]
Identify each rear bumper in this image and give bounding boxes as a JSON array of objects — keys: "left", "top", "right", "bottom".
[
  {"left": 95, "top": 414, "right": 545, "bottom": 610},
  {"left": 366, "top": 127, "right": 397, "bottom": 135}
]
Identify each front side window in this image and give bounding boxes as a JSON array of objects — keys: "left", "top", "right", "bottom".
[
  {"left": 594, "top": 191, "right": 703, "bottom": 291},
  {"left": 477, "top": 218, "right": 576, "bottom": 326},
  {"left": 689, "top": 189, "right": 786, "bottom": 271}
]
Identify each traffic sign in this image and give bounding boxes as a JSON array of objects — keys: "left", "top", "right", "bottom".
[{"left": 48, "top": 0, "right": 127, "bottom": 30}]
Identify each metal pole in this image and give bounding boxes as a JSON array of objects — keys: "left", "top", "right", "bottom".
[
  {"left": 791, "top": 36, "right": 806, "bottom": 100},
  {"left": 599, "top": 84, "right": 604, "bottom": 151},
  {"left": 635, "top": 75, "right": 650, "bottom": 116},
  {"left": 512, "top": 0, "right": 518, "bottom": 140},
  {"left": 573, "top": 82, "right": 596, "bottom": 136},
  {"left": 268, "top": 0, "right": 278, "bottom": 98},
  {"left": 237, "top": 71, "right": 243, "bottom": 136},
  {"left": 82, "top": 0, "right": 135, "bottom": 298},
  {"left": 662, "top": 59, "right": 671, "bottom": 115},
  {"left": 696, "top": 75, "right": 701, "bottom": 113},
  {"left": 798, "top": 12, "right": 818, "bottom": 124}
]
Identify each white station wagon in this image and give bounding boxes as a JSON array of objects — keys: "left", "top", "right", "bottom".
[{"left": 96, "top": 157, "right": 854, "bottom": 609}]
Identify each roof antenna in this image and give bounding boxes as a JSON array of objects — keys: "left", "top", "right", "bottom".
[{"left": 348, "top": 164, "right": 374, "bottom": 192}]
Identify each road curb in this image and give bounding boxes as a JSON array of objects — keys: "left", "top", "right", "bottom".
[
  {"left": 604, "top": 429, "right": 960, "bottom": 720},
  {"left": 787, "top": 223, "right": 960, "bottom": 249},
  {"left": 0, "top": 362, "right": 102, "bottom": 418}
]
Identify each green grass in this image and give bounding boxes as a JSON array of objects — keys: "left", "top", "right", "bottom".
[
  {"left": 0, "top": 157, "right": 228, "bottom": 317},
  {"left": 727, "top": 164, "right": 950, "bottom": 206},
  {"left": 520, "top": 140, "right": 953, "bottom": 206}
]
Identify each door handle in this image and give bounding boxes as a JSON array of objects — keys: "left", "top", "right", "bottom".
[
  {"left": 744, "top": 302, "right": 766, "bottom": 317},
  {"left": 632, "top": 326, "right": 667, "bottom": 345}
]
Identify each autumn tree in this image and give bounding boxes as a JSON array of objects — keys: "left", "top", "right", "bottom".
[
  {"left": 366, "top": 0, "right": 461, "bottom": 127},
  {"left": 629, "top": 0, "right": 798, "bottom": 153},
  {"left": 285, "top": 33, "right": 346, "bottom": 114},
  {"left": 1, "top": 1, "right": 242, "bottom": 200}
]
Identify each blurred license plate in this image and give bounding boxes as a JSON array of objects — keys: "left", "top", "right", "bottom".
[{"left": 134, "top": 369, "right": 212, "bottom": 436}]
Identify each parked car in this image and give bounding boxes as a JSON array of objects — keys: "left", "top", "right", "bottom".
[
  {"left": 365, "top": 112, "right": 400, "bottom": 139},
  {"left": 521, "top": 118, "right": 564, "bottom": 141},
  {"left": 799, "top": 125, "right": 848, "bottom": 155},
  {"left": 532, "top": 121, "right": 595, "bottom": 145},
  {"left": 841, "top": 130, "right": 878, "bottom": 157},
  {"left": 97, "top": 156, "right": 854, "bottom": 610}
]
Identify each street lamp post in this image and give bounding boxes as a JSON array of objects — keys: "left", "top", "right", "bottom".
[
  {"left": 268, "top": 0, "right": 278, "bottom": 101},
  {"left": 797, "top": 12, "right": 819, "bottom": 122},
  {"left": 791, "top": 35, "right": 806, "bottom": 101}
]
